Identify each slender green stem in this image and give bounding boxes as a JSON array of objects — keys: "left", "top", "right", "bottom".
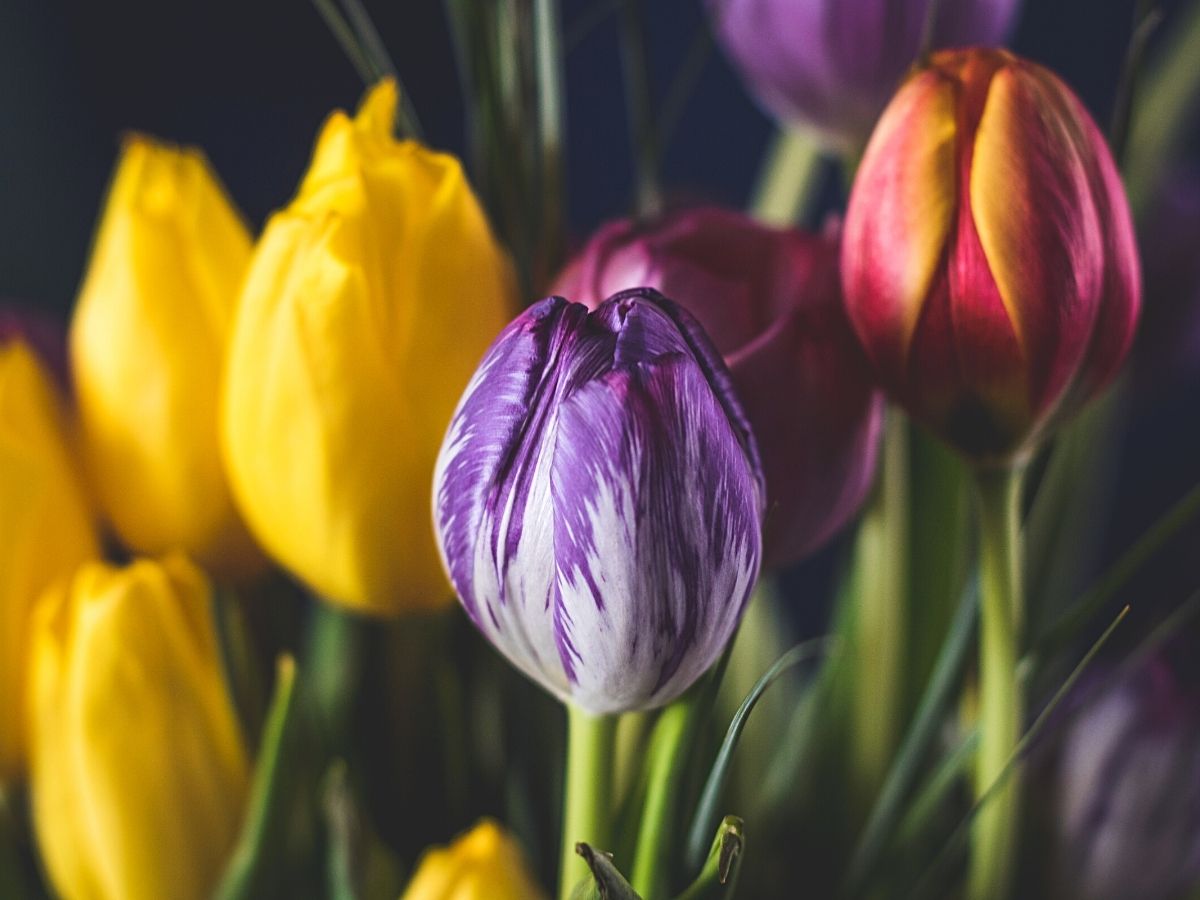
[
  {"left": 849, "top": 409, "right": 909, "bottom": 815},
  {"left": 630, "top": 700, "right": 695, "bottom": 899},
  {"left": 619, "top": 0, "right": 662, "bottom": 217},
  {"left": 968, "top": 466, "right": 1024, "bottom": 900},
  {"left": 630, "top": 652, "right": 734, "bottom": 900},
  {"left": 215, "top": 657, "right": 302, "bottom": 900},
  {"left": 306, "top": 602, "right": 370, "bottom": 754},
  {"left": 533, "top": 0, "right": 567, "bottom": 286},
  {"left": 559, "top": 705, "right": 617, "bottom": 899},
  {"left": 750, "top": 128, "right": 823, "bottom": 226}
]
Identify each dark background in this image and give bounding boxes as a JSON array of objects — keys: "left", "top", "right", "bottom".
[{"left": 0, "top": 0, "right": 1176, "bottom": 313}]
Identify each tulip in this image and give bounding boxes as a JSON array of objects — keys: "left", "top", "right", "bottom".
[
  {"left": 1054, "top": 658, "right": 1200, "bottom": 900},
  {"left": 841, "top": 48, "right": 1141, "bottom": 465},
  {"left": 223, "top": 79, "right": 515, "bottom": 616},
  {"left": 70, "top": 136, "right": 262, "bottom": 577},
  {"left": 433, "top": 289, "right": 764, "bottom": 714},
  {"left": 554, "top": 207, "right": 881, "bottom": 568},
  {"left": 28, "top": 554, "right": 250, "bottom": 900},
  {"left": 401, "top": 819, "right": 548, "bottom": 900},
  {"left": 0, "top": 339, "right": 98, "bottom": 781},
  {"left": 707, "top": 0, "right": 1020, "bottom": 150}
]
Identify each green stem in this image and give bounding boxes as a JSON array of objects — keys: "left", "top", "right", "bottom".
[
  {"left": 306, "top": 603, "right": 370, "bottom": 755},
  {"left": 215, "top": 657, "right": 302, "bottom": 900},
  {"left": 559, "top": 705, "right": 617, "bottom": 899},
  {"left": 848, "top": 409, "right": 909, "bottom": 815},
  {"left": 969, "top": 466, "right": 1024, "bottom": 900},
  {"left": 619, "top": 0, "right": 661, "bottom": 217},
  {"left": 533, "top": 0, "right": 567, "bottom": 286},
  {"left": 749, "top": 128, "right": 823, "bottom": 225},
  {"left": 630, "top": 694, "right": 703, "bottom": 899}
]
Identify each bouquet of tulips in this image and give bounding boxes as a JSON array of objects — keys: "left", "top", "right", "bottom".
[{"left": 4, "top": 1, "right": 1200, "bottom": 898}]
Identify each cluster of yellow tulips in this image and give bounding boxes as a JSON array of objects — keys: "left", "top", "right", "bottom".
[{"left": 1, "top": 80, "right": 534, "bottom": 899}]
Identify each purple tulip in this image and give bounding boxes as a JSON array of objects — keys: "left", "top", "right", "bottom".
[
  {"left": 707, "top": 0, "right": 1021, "bottom": 149},
  {"left": 1054, "top": 658, "right": 1200, "bottom": 900},
  {"left": 553, "top": 208, "right": 881, "bottom": 568},
  {"left": 433, "top": 289, "right": 764, "bottom": 714}
]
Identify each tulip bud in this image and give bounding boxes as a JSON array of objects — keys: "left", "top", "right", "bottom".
[
  {"left": 71, "top": 136, "right": 263, "bottom": 577},
  {"left": 1054, "top": 658, "right": 1200, "bottom": 900},
  {"left": 223, "top": 80, "right": 515, "bottom": 616},
  {"left": 28, "top": 555, "right": 250, "bottom": 900},
  {"left": 0, "top": 339, "right": 98, "bottom": 781},
  {"left": 842, "top": 49, "right": 1141, "bottom": 464},
  {"left": 707, "top": 0, "right": 1019, "bottom": 150},
  {"left": 554, "top": 208, "right": 881, "bottom": 567},
  {"left": 401, "top": 819, "right": 548, "bottom": 900},
  {"left": 434, "top": 289, "right": 764, "bottom": 714}
]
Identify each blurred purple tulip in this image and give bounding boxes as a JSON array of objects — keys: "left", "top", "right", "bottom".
[
  {"left": 1055, "top": 657, "right": 1200, "bottom": 900},
  {"left": 433, "top": 289, "right": 764, "bottom": 714},
  {"left": 706, "top": 0, "right": 1021, "bottom": 149},
  {"left": 554, "top": 208, "right": 882, "bottom": 569}
]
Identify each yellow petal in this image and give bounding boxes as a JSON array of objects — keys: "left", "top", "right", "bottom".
[
  {"left": 71, "top": 136, "right": 263, "bottom": 577},
  {"left": 28, "top": 555, "right": 249, "bottom": 900},
  {"left": 0, "top": 341, "right": 97, "bottom": 780},
  {"left": 401, "top": 820, "right": 547, "bottom": 900},
  {"left": 844, "top": 68, "right": 958, "bottom": 361},
  {"left": 223, "top": 85, "right": 515, "bottom": 615}
]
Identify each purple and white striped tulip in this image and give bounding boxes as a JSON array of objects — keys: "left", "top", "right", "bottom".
[{"left": 433, "top": 289, "right": 765, "bottom": 714}]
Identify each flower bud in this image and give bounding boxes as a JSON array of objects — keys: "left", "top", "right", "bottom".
[
  {"left": 842, "top": 49, "right": 1141, "bottom": 464},
  {"left": 223, "top": 80, "right": 515, "bottom": 616},
  {"left": 0, "top": 338, "right": 98, "bottom": 780},
  {"left": 707, "top": 0, "right": 1019, "bottom": 150},
  {"left": 401, "top": 819, "right": 547, "bottom": 900},
  {"left": 71, "top": 136, "right": 263, "bottom": 577},
  {"left": 1054, "top": 658, "right": 1200, "bottom": 900},
  {"left": 434, "top": 289, "right": 764, "bottom": 714},
  {"left": 554, "top": 208, "right": 881, "bottom": 567},
  {"left": 28, "top": 555, "right": 250, "bottom": 900}
]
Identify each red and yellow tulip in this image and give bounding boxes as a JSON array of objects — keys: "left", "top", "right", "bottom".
[{"left": 841, "top": 48, "right": 1141, "bottom": 464}]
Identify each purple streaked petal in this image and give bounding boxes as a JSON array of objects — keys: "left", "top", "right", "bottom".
[{"left": 433, "top": 289, "right": 764, "bottom": 713}]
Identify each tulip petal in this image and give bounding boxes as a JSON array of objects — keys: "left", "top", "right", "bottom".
[
  {"left": 843, "top": 69, "right": 958, "bottom": 380},
  {"left": 970, "top": 64, "right": 1106, "bottom": 421},
  {"left": 435, "top": 292, "right": 762, "bottom": 713},
  {"left": 548, "top": 353, "right": 761, "bottom": 712}
]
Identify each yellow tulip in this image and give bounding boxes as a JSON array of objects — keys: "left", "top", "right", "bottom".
[
  {"left": 28, "top": 555, "right": 250, "bottom": 900},
  {"left": 0, "top": 339, "right": 98, "bottom": 781},
  {"left": 71, "top": 136, "right": 263, "bottom": 578},
  {"left": 401, "top": 819, "right": 547, "bottom": 900},
  {"left": 222, "top": 79, "right": 515, "bottom": 615}
]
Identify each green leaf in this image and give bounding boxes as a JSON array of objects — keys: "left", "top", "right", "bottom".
[
  {"left": 1031, "top": 477, "right": 1200, "bottom": 662},
  {"left": 683, "top": 637, "right": 832, "bottom": 872},
  {"left": 904, "top": 605, "right": 1130, "bottom": 900},
  {"left": 841, "top": 578, "right": 978, "bottom": 896},
  {"left": 676, "top": 817, "right": 745, "bottom": 900},
  {"left": 571, "top": 843, "right": 643, "bottom": 900},
  {"left": 215, "top": 656, "right": 303, "bottom": 900}
]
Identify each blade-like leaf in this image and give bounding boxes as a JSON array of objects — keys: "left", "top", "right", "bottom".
[
  {"left": 571, "top": 843, "right": 643, "bottom": 900},
  {"left": 842, "top": 578, "right": 978, "bottom": 896},
  {"left": 676, "top": 817, "right": 745, "bottom": 900},
  {"left": 216, "top": 656, "right": 302, "bottom": 900},
  {"left": 684, "top": 637, "right": 832, "bottom": 871},
  {"left": 904, "top": 605, "right": 1130, "bottom": 900}
]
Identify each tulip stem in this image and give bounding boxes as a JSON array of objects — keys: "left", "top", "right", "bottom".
[
  {"left": 629, "top": 689, "right": 706, "bottom": 899},
  {"left": 969, "top": 465, "right": 1024, "bottom": 900},
  {"left": 306, "top": 602, "right": 370, "bottom": 754},
  {"left": 560, "top": 705, "right": 617, "bottom": 899}
]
